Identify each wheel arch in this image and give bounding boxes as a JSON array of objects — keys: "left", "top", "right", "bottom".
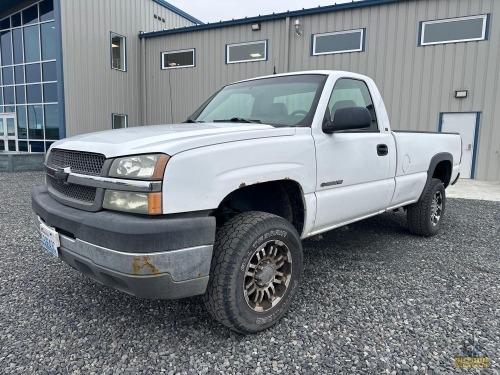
[
  {"left": 212, "top": 179, "right": 306, "bottom": 236},
  {"left": 418, "top": 152, "right": 453, "bottom": 201}
]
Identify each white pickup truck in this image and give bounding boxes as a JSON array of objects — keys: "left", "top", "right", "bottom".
[{"left": 32, "top": 71, "right": 461, "bottom": 333}]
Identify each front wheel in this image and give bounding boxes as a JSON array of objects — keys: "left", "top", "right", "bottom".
[
  {"left": 203, "top": 211, "right": 303, "bottom": 333},
  {"left": 407, "top": 178, "right": 446, "bottom": 237}
]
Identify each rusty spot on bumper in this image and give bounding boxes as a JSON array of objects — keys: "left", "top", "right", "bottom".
[{"left": 132, "top": 256, "right": 160, "bottom": 275}]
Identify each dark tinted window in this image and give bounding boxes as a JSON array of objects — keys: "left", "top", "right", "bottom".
[
  {"left": 42, "top": 61, "right": 56, "bottom": 81},
  {"left": 44, "top": 104, "right": 59, "bottom": 139},
  {"left": 25, "top": 63, "right": 41, "bottom": 83},
  {"left": 24, "top": 25, "right": 40, "bottom": 63},
  {"left": 41, "top": 22, "right": 56, "bottom": 60},
  {"left": 112, "top": 114, "right": 127, "bottom": 129},
  {"left": 15, "top": 65, "right": 25, "bottom": 84},
  {"left": 162, "top": 49, "right": 194, "bottom": 69},
  {"left": 28, "top": 105, "right": 43, "bottom": 139},
  {"left": 22, "top": 5, "right": 39, "bottom": 25},
  {"left": 227, "top": 41, "right": 266, "bottom": 63},
  {"left": 18, "top": 141, "right": 28, "bottom": 151},
  {"left": 29, "top": 140, "right": 44, "bottom": 152},
  {"left": 40, "top": 0, "right": 54, "bottom": 22},
  {"left": 0, "top": 18, "right": 10, "bottom": 31},
  {"left": 11, "top": 13, "right": 21, "bottom": 28},
  {"left": 16, "top": 85, "right": 26, "bottom": 104},
  {"left": 3, "top": 87, "right": 14, "bottom": 105},
  {"left": 2, "top": 67, "right": 14, "bottom": 85},
  {"left": 422, "top": 16, "right": 486, "bottom": 45},
  {"left": 0, "top": 30, "right": 12, "bottom": 65},
  {"left": 13, "top": 28, "right": 23, "bottom": 64},
  {"left": 314, "top": 30, "right": 364, "bottom": 55},
  {"left": 43, "top": 83, "right": 57, "bottom": 102},
  {"left": 17, "top": 106, "right": 27, "bottom": 139},
  {"left": 111, "top": 33, "right": 126, "bottom": 71},
  {"left": 27, "top": 84, "right": 42, "bottom": 103}
]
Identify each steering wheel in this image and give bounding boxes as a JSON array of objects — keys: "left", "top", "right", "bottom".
[{"left": 290, "top": 110, "right": 308, "bottom": 116}]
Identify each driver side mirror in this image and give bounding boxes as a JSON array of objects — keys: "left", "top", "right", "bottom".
[{"left": 323, "top": 106, "right": 372, "bottom": 134}]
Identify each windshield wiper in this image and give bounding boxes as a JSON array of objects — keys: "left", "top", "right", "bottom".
[
  {"left": 183, "top": 118, "right": 204, "bottom": 123},
  {"left": 213, "top": 117, "right": 261, "bottom": 124}
]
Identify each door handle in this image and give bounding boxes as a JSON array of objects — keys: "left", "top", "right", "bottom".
[{"left": 377, "top": 144, "right": 388, "bottom": 156}]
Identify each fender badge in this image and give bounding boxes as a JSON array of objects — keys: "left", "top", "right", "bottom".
[{"left": 320, "top": 180, "right": 343, "bottom": 187}]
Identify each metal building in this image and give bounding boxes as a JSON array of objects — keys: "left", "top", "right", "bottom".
[
  {"left": 140, "top": 0, "right": 499, "bottom": 181},
  {"left": 1, "top": 0, "right": 499, "bottom": 181},
  {"left": 0, "top": 0, "right": 200, "bottom": 152}
]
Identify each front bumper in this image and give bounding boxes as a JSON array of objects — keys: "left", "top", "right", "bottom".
[{"left": 32, "top": 185, "right": 216, "bottom": 299}]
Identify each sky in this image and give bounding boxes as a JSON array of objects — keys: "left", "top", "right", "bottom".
[{"left": 166, "top": 0, "right": 361, "bottom": 23}]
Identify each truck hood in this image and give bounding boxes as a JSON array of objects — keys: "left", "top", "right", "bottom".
[{"left": 51, "top": 123, "right": 296, "bottom": 158}]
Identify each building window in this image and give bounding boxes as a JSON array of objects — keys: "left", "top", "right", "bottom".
[
  {"left": 110, "top": 32, "right": 126, "bottom": 71},
  {"left": 226, "top": 40, "right": 267, "bottom": 64},
  {"left": 0, "top": 0, "right": 59, "bottom": 153},
  {"left": 112, "top": 113, "right": 127, "bottom": 129},
  {"left": 161, "top": 49, "right": 195, "bottom": 69},
  {"left": 312, "top": 29, "right": 365, "bottom": 56},
  {"left": 420, "top": 15, "right": 489, "bottom": 46}
]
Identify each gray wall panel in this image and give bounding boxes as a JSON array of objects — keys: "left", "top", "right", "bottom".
[
  {"left": 142, "top": 0, "right": 499, "bottom": 180},
  {"left": 144, "top": 21, "right": 287, "bottom": 125},
  {"left": 60, "top": 0, "right": 195, "bottom": 137}
]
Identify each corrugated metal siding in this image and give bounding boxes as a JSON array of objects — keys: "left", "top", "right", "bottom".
[
  {"left": 143, "top": 21, "right": 287, "bottom": 125},
  {"left": 143, "top": 0, "right": 500, "bottom": 181},
  {"left": 60, "top": 0, "right": 194, "bottom": 136}
]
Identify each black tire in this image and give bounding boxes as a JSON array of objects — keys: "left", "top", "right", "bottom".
[
  {"left": 203, "top": 211, "right": 303, "bottom": 334},
  {"left": 407, "top": 178, "right": 446, "bottom": 237}
]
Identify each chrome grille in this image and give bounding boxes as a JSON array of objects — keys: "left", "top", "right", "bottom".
[
  {"left": 48, "top": 149, "right": 106, "bottom": 176},
  {"left": 48, "top": 177, "right": 97, "bottom": 203}
]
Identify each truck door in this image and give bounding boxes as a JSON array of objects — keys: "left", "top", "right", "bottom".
[{"left": 312, "top": 78, "right": 393, "bottom": 233}]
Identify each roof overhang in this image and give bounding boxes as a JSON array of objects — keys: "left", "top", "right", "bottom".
[
  {"left": 140, "top": 0, "right": 404, "bottom": 39},
  {"left": 152, "top": 0, "right": 204, "bottom": 25},
  {"left": 0, "top": 0, "right": 30, "bottom": 17},
  {"left": 0, "top": 0, "right": 203, "bottom": 26}
]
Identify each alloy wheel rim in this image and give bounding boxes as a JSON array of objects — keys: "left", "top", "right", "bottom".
[
  {"left": 243, "top": 240, "right": 292, "bottom": 312},
  {"left": 430, "top": 191, "right": 443, "bottom": 226}
]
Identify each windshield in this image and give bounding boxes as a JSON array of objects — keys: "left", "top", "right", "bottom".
[{"left": 190, "top": 74, "right": 328, "bottom": 127}]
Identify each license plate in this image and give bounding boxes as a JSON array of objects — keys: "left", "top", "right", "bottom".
[{"left": 40, "top": 222, "right": 60, "bottom": 257}]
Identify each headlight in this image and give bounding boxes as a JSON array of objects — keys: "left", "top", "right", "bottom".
[
  {"left": 109, "top": 154, "right": 170, "bottom": 180},
  {"left": 103, "top": 190, "right": 162, "bottom": 215}
]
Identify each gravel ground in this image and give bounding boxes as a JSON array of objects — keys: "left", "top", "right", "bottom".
[{"left": 0, "top": 171, "right": 499, "bottom": 375}]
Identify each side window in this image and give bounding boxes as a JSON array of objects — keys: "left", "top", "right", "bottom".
[{"left": 326, "top": 78, "right": 378, "bottom": 131}]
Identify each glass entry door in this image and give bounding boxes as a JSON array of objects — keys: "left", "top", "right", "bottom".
[{"left": 0, "top": 114, "right": 18, "bottom": 152}]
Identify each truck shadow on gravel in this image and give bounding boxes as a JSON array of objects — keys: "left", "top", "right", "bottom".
[{"left": 63, "top": 210, "right": 420, "bottom": 333}]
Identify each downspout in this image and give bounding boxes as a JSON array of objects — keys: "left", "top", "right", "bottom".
[
  {"left": 139, "top": 34, "right": 147, "bottom": 125},
  {"left": 284, "top": 17, "right": 290, "bottom": 73}
]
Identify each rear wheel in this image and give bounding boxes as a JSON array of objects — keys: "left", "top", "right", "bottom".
[
  {"left": 407, "top": 178, "right": 446, "bottom": 237},
  {"left": 203, "top": 211, "right": 303, "bottom": 333}
]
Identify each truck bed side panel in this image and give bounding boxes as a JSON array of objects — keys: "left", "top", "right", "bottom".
[{"left": 389, "top": 131, "right": 461, "bottom": 208}]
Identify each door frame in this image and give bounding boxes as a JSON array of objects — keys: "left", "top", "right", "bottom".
[
  {"left": 438, "top": 111, "right": 480, "bottom": 179},
  {"left": 0, "top": 112, "right": 18, "bottom": 152}
]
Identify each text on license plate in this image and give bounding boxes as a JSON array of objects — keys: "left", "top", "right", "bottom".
[{"left": 40, "top": 223, "right": 60, "bottom": 257}]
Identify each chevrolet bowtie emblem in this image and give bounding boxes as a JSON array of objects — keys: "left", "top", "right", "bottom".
[{"left": 54, "top": 167, "right": 71, "bottom": 185}]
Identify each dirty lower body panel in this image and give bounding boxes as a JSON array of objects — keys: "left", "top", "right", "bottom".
[{"left": 31, "top": 185, "right": 215, "bottom": 299}]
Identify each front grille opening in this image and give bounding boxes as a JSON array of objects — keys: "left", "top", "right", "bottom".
[
  {"left": 48, "top": 149, "right": 106, "bottom": 176},
  {"left": 48, "top": 177, "right": 97, "bottom": 203},
  {"left": 57, "top": 227, "right": 75, "bottom": 239}
]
